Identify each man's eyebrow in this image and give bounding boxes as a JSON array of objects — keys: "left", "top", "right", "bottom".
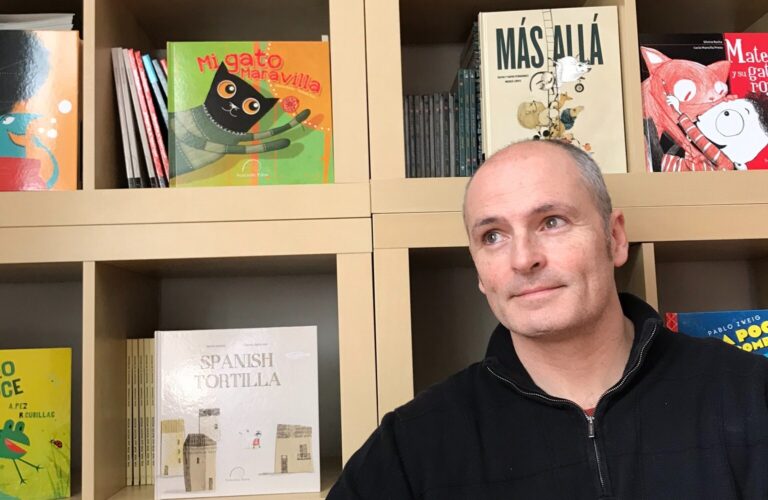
[
  {"left": 472, "top": 216, "right": 502, "bottom": 231},
  {"left": 530, "top": 202, "right": 578, "bottom": 215},
  {"left": 470, "top": 203, "right": 577, "bottom": 231}
]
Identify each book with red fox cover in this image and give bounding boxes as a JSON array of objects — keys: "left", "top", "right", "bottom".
[
  {"left": 168, "top": 41, "right": 334, "bottom": 187},
  {"left": 639, "top": 33, "right": 768, "bottom": 172},
  {"left": 0, "top": 31, "right": 79, "bottom": 191}
]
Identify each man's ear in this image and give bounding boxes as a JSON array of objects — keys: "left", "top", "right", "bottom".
[{"left": 610, "top": 209, "right": 629, "bottom": 267}]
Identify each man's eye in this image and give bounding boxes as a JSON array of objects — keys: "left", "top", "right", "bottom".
[
  {"left": 482, "top": 231, "right": 502, "bottom": 245},
  {"left": 543, "top": 216, "right": 565, "bottom": 230}
]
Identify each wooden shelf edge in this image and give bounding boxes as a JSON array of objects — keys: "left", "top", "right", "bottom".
[{"left": 0, "top": 183, "right": 371, "bottom": 228}]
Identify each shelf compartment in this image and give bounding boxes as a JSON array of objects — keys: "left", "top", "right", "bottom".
[
  {"left": 0, "top": 262, "right": 84, "bottom": 498},
  {"left": 85, "top": 0, "right": 368, "bottom": 189},
  {"left": 83, "top": 253, "right": 375, "bottom": 499},
  {"left": 366, "top": 0, "right": 644, "bottom": 179}
]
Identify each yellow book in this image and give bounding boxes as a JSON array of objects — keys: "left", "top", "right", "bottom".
[{"left": 0, "top": 348, "right": 71, "bottom": 499}]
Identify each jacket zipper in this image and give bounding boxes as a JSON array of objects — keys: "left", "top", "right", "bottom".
[{"left": 486, "top": 323, "right": 658, "bottom": 497}]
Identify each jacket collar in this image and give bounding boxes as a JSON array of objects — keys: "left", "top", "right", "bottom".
[{"left": 483, "top": 293, "right": 662, "bottom": 395}]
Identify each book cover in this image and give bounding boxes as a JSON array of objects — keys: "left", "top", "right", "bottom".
[
  {"left": 722, "top": 33, "right": 768, "bottom": 170},
  {"left": 155, "top": 327, "right": 320, "bottom": 498},
  {"left": 666, "top": 309, "right": 768, "bottom": 357},
  {"left": 639, "top": 33, "right": 768, "bottom": 171},
  {"left": 168, "top": 41, "right": 334, "bottom": 187},
  {"left": 479, "top": 7, "right": 627, "bottom": 173},
  {"left": 0, "top": 348, "right": 71, "bottom": 499},
  {"left": 0, "top": 31, "right": 79, "bottom": 191}
]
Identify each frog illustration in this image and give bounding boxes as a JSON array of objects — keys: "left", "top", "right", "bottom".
[{"left": 0, "top": 420, "right": 41, "bottom": 484}]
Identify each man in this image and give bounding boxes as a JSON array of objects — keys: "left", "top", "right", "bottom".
[{"left": 328, "top": 140, "right": 768, "bottom": 499}]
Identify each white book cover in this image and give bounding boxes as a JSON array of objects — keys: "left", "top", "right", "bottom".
[
  {"left": 155, "top": 327, "right": 320, "bottom": 498},
  {"left": 479, "top": 7, "right": 627, "bottom": 173}
]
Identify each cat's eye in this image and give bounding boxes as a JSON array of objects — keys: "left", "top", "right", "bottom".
[
  {"left": 1, "top": 116, "right": 15, "bottom": 125},
  {"left": 715, "top": 81, "right": 728, "bottom": 95},
  {"left": 242, "top": 98, "right": 261, "bottom": 115},
  {"left": 217, "top": 80, "right": 237, "bottom": 99},
  {"left": 673, "top": 79, "right": 696, "bottom": 102}
]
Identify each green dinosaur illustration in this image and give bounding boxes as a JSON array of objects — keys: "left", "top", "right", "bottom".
[{"left": 0, "top": 420, "right": 41, "bottom": 484}]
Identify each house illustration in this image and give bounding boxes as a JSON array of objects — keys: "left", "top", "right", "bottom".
[
  {"left": 273, "top": 424, "right": 314, "bottom": 474},
  {"left": 160, "top": 419, "right": 185, "bottom": 477},
  {"left": 199, "top": 408, "right": 220, "bottom": 442},
  {"left": 183, "top": 433, "right": 217, "bottom": 492}
]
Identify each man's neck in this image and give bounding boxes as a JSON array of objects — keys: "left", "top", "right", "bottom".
[{"left": 510, "top": 305, "right": 635, "bottom": 411}]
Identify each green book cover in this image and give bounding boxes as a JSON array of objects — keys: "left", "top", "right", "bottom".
[
  {"left": 168, "top": 41, "right": 334, "bottom": 187},
  {"left": 0, "top": 348, "right": 71, "bottom": 499}
]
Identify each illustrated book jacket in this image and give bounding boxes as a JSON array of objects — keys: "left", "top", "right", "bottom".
[{"left": 155, "top": 327, "right": 320, "bottom": 498}]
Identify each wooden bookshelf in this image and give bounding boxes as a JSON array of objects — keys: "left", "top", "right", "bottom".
[{"left": 2, "top": 0, "right": 768, "bottom": 497}]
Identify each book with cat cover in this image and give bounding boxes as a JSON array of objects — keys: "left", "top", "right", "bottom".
[
  {"left": 0, "top": 31, "right": 79, "bottom": 191},
  {"left": 639, "top": 33, "right": 768, "bottom": 172},
  {"left": 155, "top": 326, "right": 320, "bottom": 498},
  {"left": 0, "top": 347, "right": 71, "bottom": 499},
  {"left": 479, "top": 7, "right": 627, "bottom": 173},
  {"left": 168, "top": 41, "right": 334, "bottom": 187},
  {"left": 665, "top": 309, "right": 768, "bottom": 357}
]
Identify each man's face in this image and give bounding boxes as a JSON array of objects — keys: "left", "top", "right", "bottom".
[{"left": 464, "top": 144, "right": 628, "bottom": 339}]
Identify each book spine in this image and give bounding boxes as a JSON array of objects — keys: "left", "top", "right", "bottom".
[
  {"left": 435, "top": 93, "right": 444, "bottom": 177},
  {"left": 448, "top": 92, "right": 456, "bottom": 176},
  {"left": 424, "top": 95, "right": 432, "bottom": 177},
  {"left": 131, "top": 339, "right": 139, "bottom": 484},
  {"left": 134, "top": 50, "right": 169, "bottom": 187},
  {"left": 126, "top": 338, "right": 132, "bottom": 485},
  {"left": 457, "top": 74, "right": 466, "bottom": 177},
  {"left": 139, "top": 339, "right": 146, "bottom": 485},
  {"left": 123, "top": 49, "right": 159, "bottom": 188},
  {"left": 152, "top": 59, "right": 169, "bottom": 101},
  {"left": 111, "top": 48, "right": 138, "bottom": 189},
  {"left": 403, "top": 96, "right": 410, "bottom": 178},
  {"left": 149, "top": 338, "right": 155, "bottom": 484},
  {"left": 408, "top": 95, "right": 416, "bottom": 178},
  {"left": 415, "top": 96, "right": 424, "bottom": 177},
  {"left": 142, "top": 54, "right": 169, "bottom": 131},
  {"left": 469, "top": 69, "right": 477, "bottom": 175},
  {"left": 116, "top": 49, "right": 146, "bottom": 188}
]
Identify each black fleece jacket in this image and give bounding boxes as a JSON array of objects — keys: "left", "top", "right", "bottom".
[{"left": 328, "top": 294, "right": 768, "bottom": 499}]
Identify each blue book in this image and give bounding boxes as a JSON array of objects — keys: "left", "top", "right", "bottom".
[{"left": 665, "top": 309, "right": 768, "bottom": 357}]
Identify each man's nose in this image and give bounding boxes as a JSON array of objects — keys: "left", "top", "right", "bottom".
[{"left": 509, "top": 234, "right": 545, "bottom": 273}]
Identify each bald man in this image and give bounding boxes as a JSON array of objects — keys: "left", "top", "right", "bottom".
[{"left": 328, "top": 140, "right": 768, "bottom": 499}]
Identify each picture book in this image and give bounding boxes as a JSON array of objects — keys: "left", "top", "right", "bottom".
[
  {"left": 639, "top": 33, "right": 768, "bottom": 171},
  {"left": 665, "top": 309, "right": 768, "bottom": 357},
  {"left": 0, "top": 348, "right": 71, "bottom": 499},
  {"left": 479, "top": 7, "right": 627, "bottom": 173},
  {"left": 155, "top": 327, "right": 320, "bottom": 498},
  {"left": 0, "top": 31, "right": 79, "bottom": 190},
  {"left": 168, "top": 41, "right": 334, "bottom": 187}
]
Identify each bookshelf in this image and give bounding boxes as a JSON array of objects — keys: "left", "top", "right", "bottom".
[
  {"left": 2, "top": 0, "right": 376, "bottom": 499},
  {"left": 1, "top": 0, "right": 767, "bottom": 498},
  {"left": 367, "top": 0, "right": 768, "bottom": 415}
]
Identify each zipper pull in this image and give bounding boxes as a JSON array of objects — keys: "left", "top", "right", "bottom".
[{"left": 586, "top": 415, "right": 596, "bottom": 439}]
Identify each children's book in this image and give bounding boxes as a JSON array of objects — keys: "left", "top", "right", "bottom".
[
  {"left": 479, "top": 7, "right": 627, "bottom": 173},
  {"left": 0, "top": 31, "right": 79, "bottom": 190},
  {"left": 666, "top": 309, "right": 768, "bottom": 356},
  {"left": 168, "top": 41, "right": 334, "bottom": 187},
  {"left": 155, "top": 327, "right": 320, "bottom": 498},
  {"left": 639, "top": 33, "right": 768, "bottom": 171},
  {"left": 0, "top": 348, "right": 71, "bottom": 499}
]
